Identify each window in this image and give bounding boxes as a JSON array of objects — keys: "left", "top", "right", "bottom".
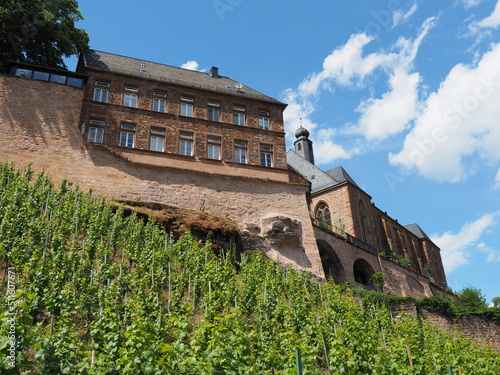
[
  {"left": 15, "top": 68, "right": 32, "bottom": 78},
  {"left": 120, "top": 124, "right": 135, "bottom": 148},
  {"left": 260, "top": 145, "right": 273, "bottom": 167},
  {"left": 258, "top": 111, "right": 270, "bottom": 130},
  {"left": 50, "top": 74, "right": 66, "bottom": 84},
  {"left": 124, "top": 88, "right": 138, "bottom": 108},
  {"left": 179, "top": 133, "right": 193, "bottom": 156},
  {"left": 88, "top": 120, "right": 105, "bottom": 144},
  {"left": 153, "top": 98, "right": 166, "bottom": 112},
  {"left": 93, "top": 82, "right": 109, "bottom": 103},
  {"left": 207, "top": 136, "right": 221, "bottom": 160},
  {"left": 234, "top": 141, "right": 247, "bottom": 163},
  {"left": 207, "top": 102, "right": 220, "bottom": 121},
  {"left": 33, "top": 71, "right": 49, "bottom": 81},
  {"left": 67, "top": 77, "right": 83, "bottom": 88},
  {"left": 315, "top": 202, "right": 332, "bottom": 227},
  {"left": 150, "top": 128, "right": 165, "bottom": 152},
  {"left": 180, "top": 97, "right": 194, "bottom": 117},
  {"left": 233, "top": 106, "right": 245, "bottom": 126}
]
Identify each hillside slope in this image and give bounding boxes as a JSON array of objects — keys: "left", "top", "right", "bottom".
[{"left": 0, "top": 163, "right": 499, "bottom": 374}]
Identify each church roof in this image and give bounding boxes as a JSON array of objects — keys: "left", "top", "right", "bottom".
[
  {"left": 287, "top": 150, "right": 359, "bottom": 194},
  {"left": 79, "top": 49, "right": 285, "bottom": 106},
  {"left": 404, "top": 223, "right": 431, "bottom": 240}
]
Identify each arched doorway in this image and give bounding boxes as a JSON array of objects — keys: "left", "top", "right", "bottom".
[
  {"left": 353, "top": 258, "right": 375, "bottom": 285},
  {"left": 317, "top": 239, "right": 345, "bottom": 281}
]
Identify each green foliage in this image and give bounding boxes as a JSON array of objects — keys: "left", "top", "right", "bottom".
[
  {"left": 492, "top": 297, "right": 500, "bottom": 308},
  {"left": 0, "top": 163, "right": 499, "bottom": 373},
  {"left": 369, "top": 272, "right": 384, "bottom": 292},
  {"left": 0, "top": 0, "right": 89, "bottom": 71},
  {"left": 455, "top": 286, "right": 488, "bottom": 315},
  {"left": 417, "top": 296, "right": 455, "bottom": 316}
]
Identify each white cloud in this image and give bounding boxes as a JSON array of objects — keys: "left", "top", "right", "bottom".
[
  {"left": 297, "top": 33, "right": 396, "bottom": 96},
  {"left": 354, "top": 69, "right": 420, "bottom": 140},
  {"left": 477, "top": 0, "right": 500, "bottom": 28},
  {"left": 389, "top": 42, "right": 500, "bottom": 182},
  {"left": 393, "top": 2, "right": 418, "bottom": 27},
  {"left": 477, "top": 242, "right": 500, "bottom": 262},
  {"left": 181, "top": 60, "right": 201, "bottom": 71},
  {"left": 459, "top": 0, "right": 482, "bottom": 9},
  {"left": 432, "top": 212, "right": 499, "bottom": 273},
  {"left": 349, "top": 17, "right": 435, "bottom": 141}
]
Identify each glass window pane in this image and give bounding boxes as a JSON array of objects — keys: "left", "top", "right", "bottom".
[
  {"left": 235, "top": 149, "right": 246, "bottom": 163},
  {"left": 179, "top": 140, "right": 193, "bottom": 156},
  {"left": 88, "top": 128, "right": 104, "bottom": 144},
  {"left": 50, "top": 74, "right": 66, "bottom": 84},
  {"left": 181, "top": 103, "right": 193, "bottom": 117},
  {"left": 33, "top": 71, "right": 49, "bottom": 81},
  {"left": 208, "top": 144, "right": 220, "bottom": 160},
  {"left": 120, "top": 132, "right": 134, "bottom": 147},
  {"left": 93, "top": 88, "right": 108, "bottom": 103},
  {"left": 15, "top": 68, "right": 32, "bottom": 77},
  {"left": 67, "top": 77, "right": 83, "bottom": 88},
  {"left": 124, "top": 93, "right": 138, "bottom": 108},
  {"left": 259, "top": 117, "right": 270, "bottom": 130},
  {"left": 153, "top": 98, "right": 166, "bottom": 112},
  {"left": 150, "top": 136, "right": 164, "bottom": 152}
]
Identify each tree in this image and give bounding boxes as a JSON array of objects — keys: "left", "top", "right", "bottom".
[
  {"left": 492, "top": 296, "right": 500, "bottom": 308},
  {"left": 0, "top": 0, "right": 89, "bottom": 72},
  {"left": 454, "top": 286, "right": 488, "bottom": 314}
]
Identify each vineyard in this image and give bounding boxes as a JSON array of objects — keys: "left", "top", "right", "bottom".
[{"left": 0, "top": 163, "right": 499, "bottom": 374}]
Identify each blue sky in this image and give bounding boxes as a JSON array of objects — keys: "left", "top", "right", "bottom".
[{"left": 70, "top": 0, "right": 500, "bottom": 304}]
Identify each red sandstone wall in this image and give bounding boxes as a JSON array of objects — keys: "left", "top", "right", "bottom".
[{"left": 0, "top": 75, "right": 324, "bottom": 277}]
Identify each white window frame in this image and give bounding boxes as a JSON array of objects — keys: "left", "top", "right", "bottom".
[
  {"left": 152, "top": 98, "right": 166, "bottom": 112},
  {"left": 207, "top": 102, "right": 220, "bottom": 122},
  {"left": 234, "top": 141, "right": 247, "bottom": 164},
  {"left": 88, "top": 127, "right": 104, "bottom": 144},
  {"left": 258, "top": 117, "right": 270, "bottom": 130},
  {"left": 123, "top": 93, "right": 138, "bottom": 108},
  {"left": 207, "top": 136, "right": 221, "bottom": 160},
  {"left": 260, "top": 145, "right": 273, "bottom": 167},
  {"left": 150, "top": 128, "right": 165, "bottom": 152},
  {"left": 93, "top": 88, "right": 109, "bottom": 103},
  {"left": 120, "top": 124, "right": 136, "bottom": 148},
  {"left": 233, "top": 106, "right": 246, "bottom": 126},
  {"left": 179, "top": 133, "right": 193, "bottom": 156}
]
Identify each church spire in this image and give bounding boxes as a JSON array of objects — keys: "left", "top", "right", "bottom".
[{"left": 294, "top": 124, "right": 314, "bottom": 165}]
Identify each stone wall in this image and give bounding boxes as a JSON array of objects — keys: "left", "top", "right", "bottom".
[
  {"left": 0, "top": 74, "right": 324, "bottom": 277},
  {"left": 421, "top": 310, "right": 500, "bottom": 352}
]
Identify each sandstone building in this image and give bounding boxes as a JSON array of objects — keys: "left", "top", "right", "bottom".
[{"left": 0, "top": 50, "right": 448, "bottom": 297}]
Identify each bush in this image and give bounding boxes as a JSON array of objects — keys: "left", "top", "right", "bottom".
[{"left": 417, "top": 296, "right": 455, "bottom": 315}]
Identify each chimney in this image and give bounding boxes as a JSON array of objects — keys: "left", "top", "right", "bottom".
[{"left": 210, "top": 66, "right": 219, "bottom": 78}]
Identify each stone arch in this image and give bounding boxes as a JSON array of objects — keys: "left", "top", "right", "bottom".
[
  {"left": 353, "top": 258, "right": 375, "bottom": 285},
  {"left": 317, "top": 239, "right": 345, "bottom": 281},
  {"left": 314, "top": 201, "right": 332, "bottom": 228}
]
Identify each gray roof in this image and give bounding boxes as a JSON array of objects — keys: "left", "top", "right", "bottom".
[
  {"left": 287, "top": 150, "right": 359, "bottom": 194},
  {"left": 404, "top": 223, "right": 430, "bottom": 240},
  {"left": 80, "top": 50, "right": 285, "bottom": 106}
]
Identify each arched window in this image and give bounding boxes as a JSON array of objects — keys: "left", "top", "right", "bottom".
[{"left": 315, "top": 202, "right": 331, "bottom": 228}]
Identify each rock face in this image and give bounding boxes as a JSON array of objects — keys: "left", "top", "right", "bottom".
[{"left": 261, "top": 215, "right": 303, "bottom": 250}]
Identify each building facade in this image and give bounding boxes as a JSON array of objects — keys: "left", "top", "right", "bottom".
[{"left": 1, "top": 50, "right": 448, "bottom": 297}]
